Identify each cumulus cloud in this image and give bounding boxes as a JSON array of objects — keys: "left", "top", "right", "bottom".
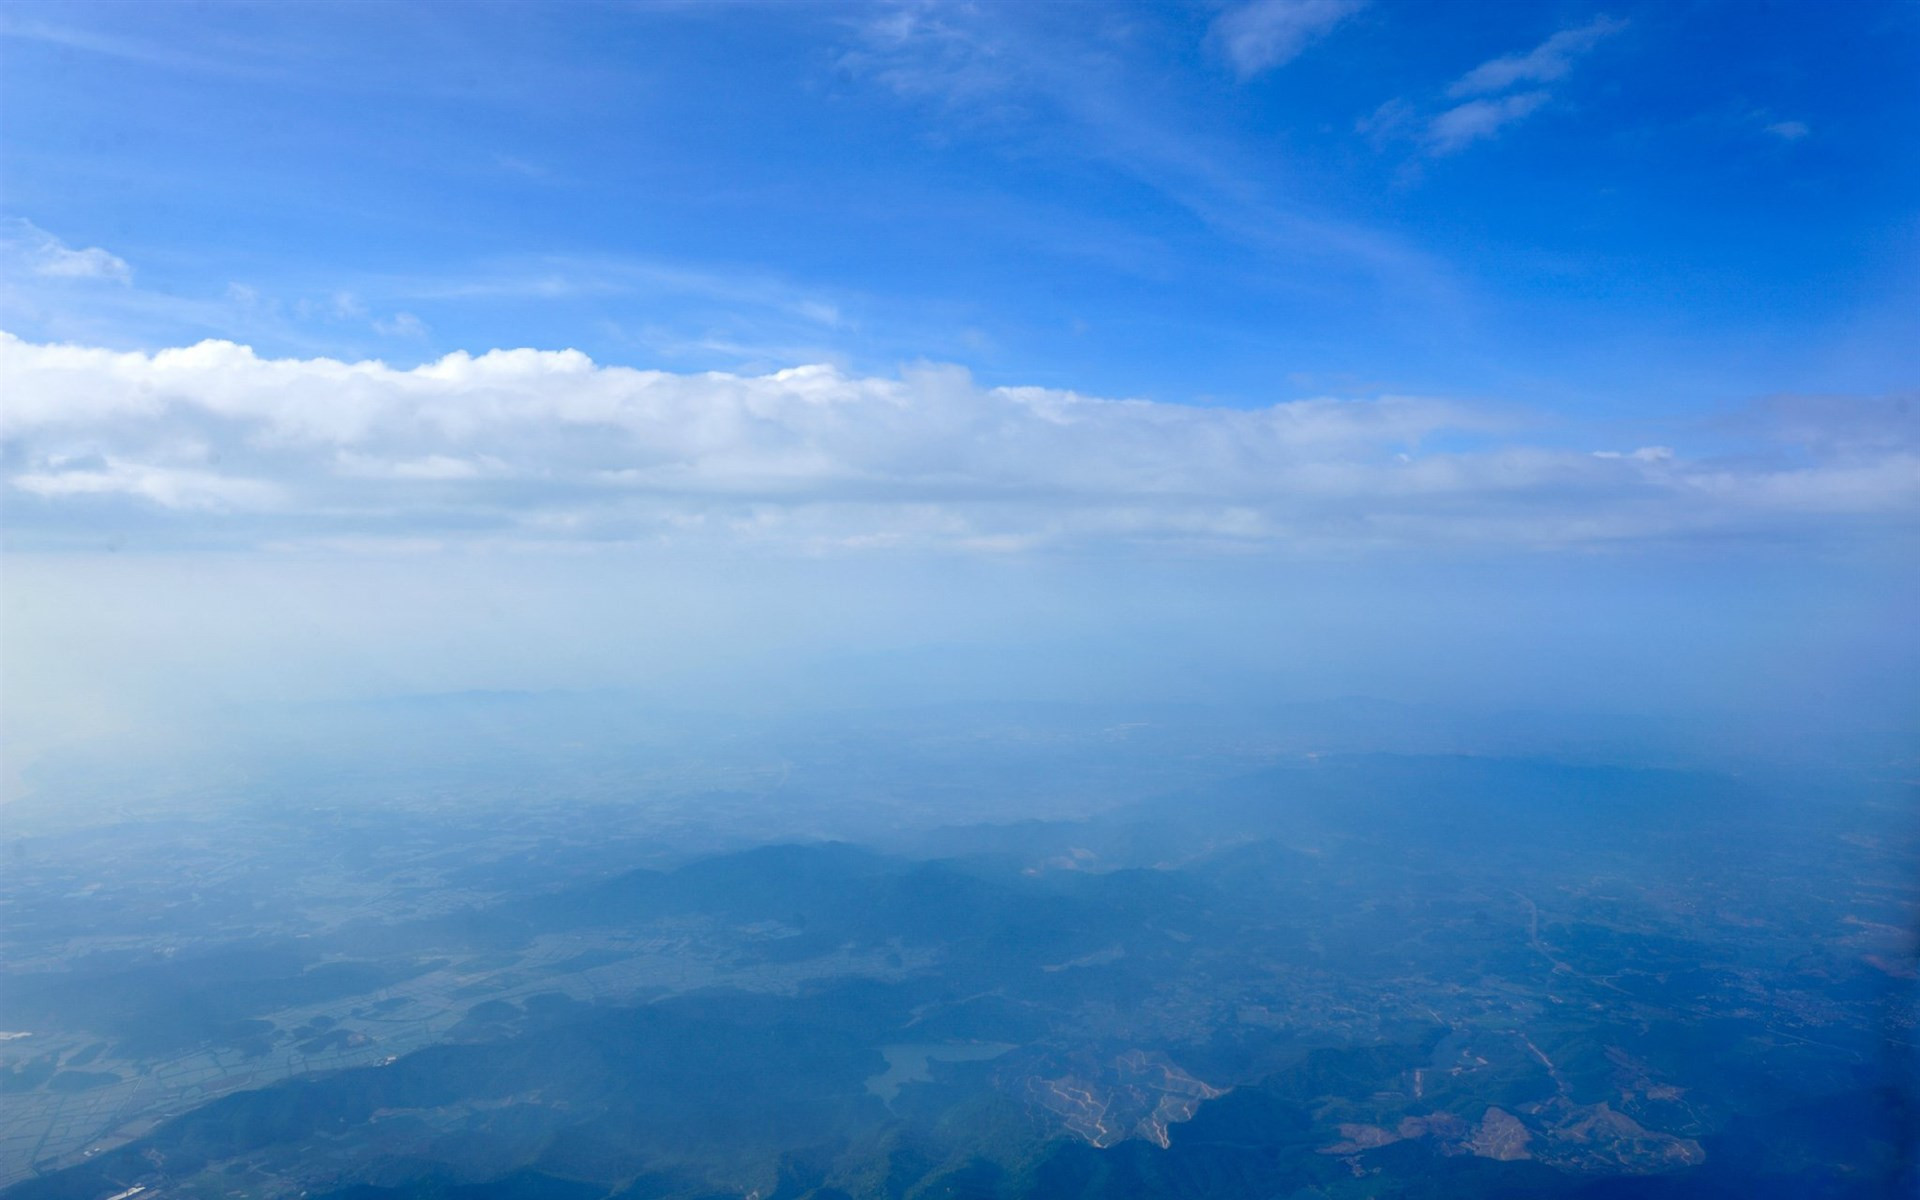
[
  {"left": 1, "top": 332, "right": 1913, "bottom": 553},
  {"left": 0, "top": 218, "right": 133, "bottom": 284},
  {"left": 1212, "top": 0, "right": 1366, "bottom": 78}
]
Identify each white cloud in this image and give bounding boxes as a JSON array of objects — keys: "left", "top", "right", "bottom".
[
  {"left": 375, "top": 312, "right": 430, "bottom": 338},
  {"left": 1212, "top": 0, "right": 1366, "bottom": 78},
  {"left": 1447, "top": 16, "right": 1625, "bottom": 98},
  {"left": 1355, "top": 98, "right": 1414, "bottom": 143},
  {"left": 12, "top": 457, "right": 278, "bottom": 510},
  {"left": 1, "top": 218, "right": 133, "bottom": 284},
  {"left": 838, "top": 0, "right": 1020, "bottom": 109},
  {"left": 1765, "top": 120, "right": 1810, "bottom": 142},
  {"left": 334, "top": 452, "right": 502, "bottom": 480},
  {"left": 1427, "top": 91, "right": 1550, "bottom": 155},
  {"left": 1407, "top": 15, "right": 1624, "bottom": 157},
  {"left": 1, "top": 332, "right": 1913, "bottom": 553},
  {"left": 837, "top": 4, "right": 1448, "bottom": 303}
]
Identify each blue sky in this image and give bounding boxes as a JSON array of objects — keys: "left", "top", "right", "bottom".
[
  {"left": 4, "top": 0, "right": 1915, "bottom": 409},
  {"left": 1, "top": 1, "right": 1916, "bottom": 789}
]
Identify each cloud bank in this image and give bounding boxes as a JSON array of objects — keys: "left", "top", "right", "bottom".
[{"left": 3, "top": 332, "right": 1914, "bottom": 554}]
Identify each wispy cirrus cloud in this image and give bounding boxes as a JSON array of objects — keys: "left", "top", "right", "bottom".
[
  {"left": 1446, "top": 15, "right": 1626, "bottom": 98},
  {"left": 1418, "top": 15, "right": 1625, "bottom": 156},
  {"left": 839, "top": 3, "right": 1454, "bottom": 306},
  {"left": 389, "top": 255, "right": 848, "bottom": 329},
  {"left": 0, "top": 216, "right": 854, "bottom": 372},
  {"left": 1426, "top": 91, "right": 1551, "bottom": 155},
  {"left": 1, "top": 218, "right": 133, "bottom": 284},
  {"left": 373, "top": 312, "right": 430, "bottom": 339},
  {"left": 1, "top": 218, "right": 457, "bottom": 358},
  {"left": 0, "top": 12, "right": 232, "bottom": 74},
  {"left": 1210, "top": 0, "right": 1366, "bottom": 78},
  {"left": 4, "top": 333, "right": 1913, "bottom": 555}
]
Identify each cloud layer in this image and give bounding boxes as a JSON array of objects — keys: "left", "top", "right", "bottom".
[{"left": 3, "top": 332, "right": 1914, "bottom": 554}]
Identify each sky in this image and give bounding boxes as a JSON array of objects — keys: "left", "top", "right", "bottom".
[{"left": 1, "top": 0, "right": 1916, "bottom": 795}]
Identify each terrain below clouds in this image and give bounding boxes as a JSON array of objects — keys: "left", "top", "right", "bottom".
[{"left": 0, "top": 751, "right": 1912, "bottom": 1198}]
